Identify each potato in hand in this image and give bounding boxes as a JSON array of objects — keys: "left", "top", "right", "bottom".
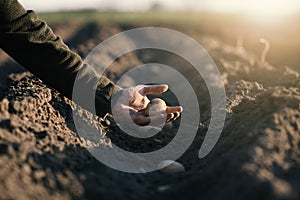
[{"left": 144, "top": 98, "right": 167, "bottom": 116}]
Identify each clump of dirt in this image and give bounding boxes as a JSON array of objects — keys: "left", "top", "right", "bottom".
[
  {"left": 0, "top": 22, "right": 299, "bottom": 200},
  {"left": 0, "top": 72, "right": 88, "bottom": 199}
]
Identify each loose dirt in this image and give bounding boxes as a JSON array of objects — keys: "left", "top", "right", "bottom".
[{"left": 0, "top": 22, "right": 299, "bottom": 200}]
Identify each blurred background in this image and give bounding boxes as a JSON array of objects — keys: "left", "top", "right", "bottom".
[
  {"left": 18, "top": 0, "right": 300, "bottom": 72},
  {"left": 18, "top": 0, "right": 300, "bottom": 15}
]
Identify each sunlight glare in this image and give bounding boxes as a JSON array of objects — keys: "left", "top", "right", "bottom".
[{"left": 242, "top": 0, "right": 297, "bottom": 23}]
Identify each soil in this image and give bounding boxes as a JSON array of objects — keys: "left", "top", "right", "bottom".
[{"left": 0, "top": 22, "right": 299, "bottom": 200}]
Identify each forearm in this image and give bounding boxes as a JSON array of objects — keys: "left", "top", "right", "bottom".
[{"left": 0, "top": 1, "right": 117, "bottom": 116}]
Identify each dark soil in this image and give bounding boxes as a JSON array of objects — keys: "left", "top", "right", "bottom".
[{"left": 0, "top": 22, "right": 299, "bottom": 200}]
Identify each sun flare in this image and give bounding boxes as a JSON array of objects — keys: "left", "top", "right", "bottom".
[{"left": 241, "top": 0, "right": 297, "bottom": 23}]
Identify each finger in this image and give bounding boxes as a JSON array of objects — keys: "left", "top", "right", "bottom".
[
  {"left": 166, "top": 113, "right": 174, "bottom": 123},
  {"left": 149, "top": 114, "right": 167, "bottom": 126},
  {"left": 168, "top": 113, "right": 174, "bottom": 119},
  {"left": 132, "top": 114, "right": 151, "bottom": 126},
  {"left": 165, "top": 106, "right": 183, "bottom": 114},
  {"left": 140, "top": 84, "right": 168, "bottom": 96},
  {"left": 166, "top": 113, "right": 174, "bottom": 122},
  {"left": 133, "top": 113, "right": 167, "bottom": 126},
  {"left": 173, "top": 112, "right": 181, "bottom": 120},
  {"left": 166, "top": 112, "right": 181, "bottom": 123}
]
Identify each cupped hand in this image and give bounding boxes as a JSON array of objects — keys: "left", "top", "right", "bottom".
[{"left": 112, "top": 84, "right": 183, "bottom": 126}]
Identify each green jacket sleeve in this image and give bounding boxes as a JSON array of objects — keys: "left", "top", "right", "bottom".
[{"left": 0, "top": 0, "right": 120, "bottom": 117}]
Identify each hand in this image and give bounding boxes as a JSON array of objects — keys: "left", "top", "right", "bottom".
[{"left": 112, "top": 84, "right": 183, "bottom": 126}]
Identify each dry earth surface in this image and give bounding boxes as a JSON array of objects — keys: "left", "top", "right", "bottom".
[{"left": 0, "top": 21, "right": 299, "bottom": 200}]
